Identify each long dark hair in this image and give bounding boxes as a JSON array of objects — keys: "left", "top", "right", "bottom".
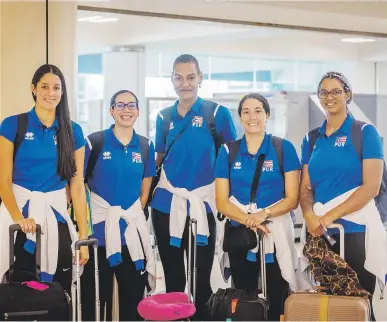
[{"left": 31, "top": 64, "right": 76, "bottom": 181}]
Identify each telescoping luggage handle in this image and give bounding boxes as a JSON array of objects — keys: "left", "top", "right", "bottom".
[
  {"left": 327, "top": 223, "right": 345, "bottom": 259},
  {"left": 9, "top": 224, "right": 42, "bottom": 282},
  {"left": 257, "top": 229, "right": 267, "bottom": 300},
  {"left": 187, "top": 218, "right": 198, "bottom": 304},
  {"left": 74, "top": 238, "right": 100, "bottom": 322}
]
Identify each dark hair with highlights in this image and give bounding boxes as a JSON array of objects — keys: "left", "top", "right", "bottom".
[
  {"left": 318, "top": 71, "right": 352, "bottom": 104},
  {"left": 32, "top": 64, "right": 75, "bottom": 182},
  {"left": 238, "top": 93, "right": 271, "bottom": 117}
]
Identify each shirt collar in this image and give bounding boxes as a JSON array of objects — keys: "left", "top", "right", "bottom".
[
  {"left": 108, "top": 124, "right": 138, "bottom": 148},
  {"left": 318, "top": 113, "right": 354, "bottom": 137},
  {"left": 172, "top": 97, "right": 202, "bottom": 118},
  {"left": 240, "top": 133, "right": 270, "bottom": 157},
  {"left": 29, "top": 107, "right": 58, "bottom": 130}
]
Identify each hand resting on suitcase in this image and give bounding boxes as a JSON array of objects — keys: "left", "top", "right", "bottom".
[{"left": 14, "top": 217, "right": 37, "bottom": 234}]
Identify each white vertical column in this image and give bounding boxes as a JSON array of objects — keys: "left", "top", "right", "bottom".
[{"left": 102, "top": 47, "right": 147, "bottom": 136}]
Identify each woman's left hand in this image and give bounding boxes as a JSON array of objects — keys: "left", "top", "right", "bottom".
[{"left": 319, "top": 211, "right": 335, "bottom": 230}]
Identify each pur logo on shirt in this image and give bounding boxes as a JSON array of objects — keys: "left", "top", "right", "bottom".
[
  {"left": 169, "top": 122, "right": 174, "bottom": 131},
  {"left": 192, "top": 116, "right": 203, "bottom": 128},
  {"left": 102, "top": 151, "right": 112, "bottom": 160},
  {"left": 132, "top": 152, "right": 142, "bottom": 163},
  {"left": 233, "top": 161, "right": 241, "bottom": 170},
  {"left": 25, "top": 132, "right": 34, "bottom": 140},
  {"left": 262, "top": 160, "right": 274, "bottom": 172},
  {"left": 334, "top": 136, "right": 347, "bottom": 147}
]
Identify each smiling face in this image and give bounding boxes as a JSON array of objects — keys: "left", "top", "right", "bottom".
[
  {"left": 240, "top": 98, "right": 269, "bottom": 134},
  {"left": 110, "top": 92, "right": 139, "bottom": 128},
  {"left": 31, "top": 73, "right": 62, "bottom": 111},
  {"left": 318, "top": 77, "right": 350, "bottom": 116},
  {"left": 171, "top": 62, "right": 203, "bottom": 101}
]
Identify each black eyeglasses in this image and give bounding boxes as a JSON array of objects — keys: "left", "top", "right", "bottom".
[
  {"left": 318, "top": 89, "right": 343, "bottom": 99},
  {"left": 112, "top": 102, "right": 138, "bottom": 111}
]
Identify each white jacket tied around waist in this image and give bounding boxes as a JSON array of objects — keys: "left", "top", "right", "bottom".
[
  {"left": 300, "top": 186, "right": 387, "bottom": 295},
  {"left": 156, "top": 168, "right": 217, "bottom": 247},
  {"left": 0, "top": 184, "right": 78, "bottom": 282},
  {"left": 90, "top": 192, "right": 156, "bottom": 292},
  {"left": 218, "top": 196, "right": 298, "bottom": 291}
]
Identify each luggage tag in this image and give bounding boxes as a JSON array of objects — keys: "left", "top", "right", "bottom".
[{"left": 21, "top": 281, "right": 49, "bottom": 291}]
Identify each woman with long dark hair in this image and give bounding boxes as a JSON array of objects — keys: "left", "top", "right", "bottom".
[{"left": 0, "top": 64, "right": 89, "bottom": 294}]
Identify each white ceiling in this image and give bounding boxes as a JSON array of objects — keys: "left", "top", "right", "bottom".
[
  {"left": 221, "top": 1, "right": 387, "bottom": 19},
  {"left": 77, "top": 9, "right": 387, "bottom": 62},
  {"left": 77, "top": 0, "right": 387, "bottom": 35}
]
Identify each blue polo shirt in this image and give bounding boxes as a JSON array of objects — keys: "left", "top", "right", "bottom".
[
  {"left": 85, "top": 126, "right": 156, "bottom": 253},
  {"left": 301, "top": 114, "right": 384, "bottom": 234},
  {"left": 151, "top": 97, "right": 237, "bottom": 214},
  {"left": 215, "top": 134, "right": 300, "bottom": 263},
  {"left": 0, "top": 108, "right": 85, "bottom": 224},
  {"left": 215, "top": 134, "right": 301, "bottom": 212}
]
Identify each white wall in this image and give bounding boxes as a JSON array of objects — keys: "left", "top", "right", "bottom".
[
  {"left": 321, "top": 61, "right": 376, "bottom": 95},
  {"left": 377, "top": 62, "right": 387, "bottom": 95}
]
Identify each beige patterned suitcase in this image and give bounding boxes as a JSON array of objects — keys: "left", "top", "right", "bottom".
[{"left": 282, "top": 224, "right": 371, "bottom": 321}]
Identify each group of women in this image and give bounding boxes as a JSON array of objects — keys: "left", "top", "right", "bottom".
[{"left": 0, "top": 54, "right": 385, "bottom": 321}]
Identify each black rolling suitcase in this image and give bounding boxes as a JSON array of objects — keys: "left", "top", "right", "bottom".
[
  {"left": 207, "top": 231, "right": 269, "bottom": 321},
  {"left": 0, "top": 224, "right": 71, "bottom": 321}
]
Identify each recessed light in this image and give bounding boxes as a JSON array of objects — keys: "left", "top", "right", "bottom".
[
  {"left": 91, "top": 18, "right": 119, "bottom": 23},
  {"left": 77, "top": 16, "right": 119, "bottom": 23},
  {"left": 77, "top": 16, "right": 103, "bottom": 22},
  {"left": 341, "top": 38, "right": 376, "bottom": 43}
]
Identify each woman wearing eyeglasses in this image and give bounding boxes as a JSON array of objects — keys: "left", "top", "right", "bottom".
[
  {"left": 80, "top": 90, "right": 156, "bottom": 321},
  {"left": 300, "top": 72, "right": 387, "bottom": 320}
]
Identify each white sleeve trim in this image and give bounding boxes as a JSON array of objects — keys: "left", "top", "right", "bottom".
[
  {"left": 214, "top": 104, "right": 220, "bottom": 117},
  {"left": 85, "top": 136, "right": 92, "bottom": 150},
  {"left": 223, "top": 143, "right": 229, "bottom": 154}
]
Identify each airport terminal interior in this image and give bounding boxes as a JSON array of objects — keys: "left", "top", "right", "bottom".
[{"left": 1, "top": 0, "right": 387, "bottom": 320}]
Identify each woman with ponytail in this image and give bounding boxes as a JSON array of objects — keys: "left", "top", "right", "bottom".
[{"left": 0, "top": 64, "right": 89, "bottom": 294}]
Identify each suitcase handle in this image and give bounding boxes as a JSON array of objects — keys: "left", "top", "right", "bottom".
[
  {"left": 258, "top": 231, "right": 267, "bottom": 300},
  {"left": 75, "top": 238, "right": 98, "bottom": 250},
  {"left": 9, "top": 224, "right": 42, "bottom": 282},
  {"left": 327, "top": 223, "right": 345, "bottom": 259},
  {"left": 74, "top": 238, "right": 100, "bottom": 322},
  {"left": 187, "top": 218, "right": 197, "bottom": 304}
]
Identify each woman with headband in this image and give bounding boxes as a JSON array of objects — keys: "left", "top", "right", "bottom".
[{"left": 300, "top": 71, "right": 387, "bottom": 320}]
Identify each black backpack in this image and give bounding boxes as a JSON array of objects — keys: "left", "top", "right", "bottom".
[
  {"left": 307, "top": 120, "right": 387, "bottom": 224},
  {"left": 0, "top": 113, "right": 29, "bottom": 205},
  {"left": 84, "top": 130, "right": 150, "bottom": 181},
  {"left": 218, "top": 136, "right": 296, "bottom": 223}
]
